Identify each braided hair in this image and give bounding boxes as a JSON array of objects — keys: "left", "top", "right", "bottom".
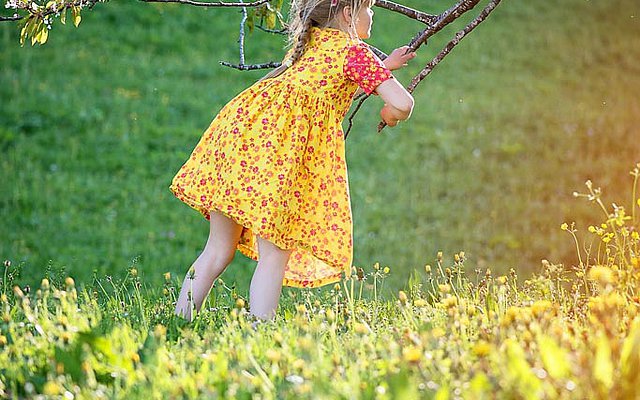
[{"left": 260, "top": 0, "right": 373, "bottom": 81}]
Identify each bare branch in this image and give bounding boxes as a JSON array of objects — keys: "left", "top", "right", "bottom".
[
  {"left": 345, "top": 0, "right": 484, "bottom": 137},
  {"left": 219, "top": 60, "right": 282, "bottom": 70},
  {"left": 368, "top": 44, "right": 388, "bottom": 61},
  {"left": 374, "top": 0, "right": 436, "bottom": 25},
  {"left": 0, "top": 14, "right": 22, "bottom": 22},
  {"left": 378, "top": 0, "right": 503, "bottom": 133},
  {"left": 408, "top": 0, "right": 502, "bottom": 94},
  {"left": 407, "top": 0, "right": 482, "bottom": 51},
  {"left": 138, "top": 0, "right": 269, "bottom": 7},
  {"left": 238, "top": 1, "right": 247, "bottom": 65},
  {"left": 345, "top": 94, "right": 370, "bottom": 139},
  {"left": 256, "top": 25, "right": 287, "bottom": 35}
]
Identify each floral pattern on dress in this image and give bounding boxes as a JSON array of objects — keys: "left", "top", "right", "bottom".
[
  {"left": 344, "top": 42, "right": 393, "bottom": 95},
  {"left": 170, "top": 27, "right": 394, "bottom": 288}
]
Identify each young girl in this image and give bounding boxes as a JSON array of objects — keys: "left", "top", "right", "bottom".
[{"left": 170, "top": 0, "right": 415, "bottom": 322}]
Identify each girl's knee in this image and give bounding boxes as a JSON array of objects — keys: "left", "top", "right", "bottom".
[{"left": 209, "top": 251, "right": 236, "bottom": 271}]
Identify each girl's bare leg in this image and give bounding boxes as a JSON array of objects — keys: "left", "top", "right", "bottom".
[
  {"left": 175, "top": 211, "right": 243, "bottom": 321},
  {"left": 249, "top": 237, "right": 292, "bottom": 321}
]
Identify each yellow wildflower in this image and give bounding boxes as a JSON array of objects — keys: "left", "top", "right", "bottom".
[
  {"left": 402, "top": 346, "right": 422, "bottom": 363},
  {"left": 588, "top": 266, "right": 616, "bottom": 286},
  {"left": 265, "top": 349, "right": 281, "bottom": 363},
  {"left": 43, "top": 381, "right": 62, "bottom": 395},
  {"left": 472, "top": 341, "right": 491, "bottom": 357},
  {"left": 431, "top": 327, "right": 446, "bottom": 338},
  {"left": 414, "top": 298, "right": 428, "bottom": 307},
  {"left": 442, "top": 296, "right": 458, "bottom": 309},
  {"left": 154, "top": 324, "right": 167, "bottom": 338},
  {"left": 235, "top": 298, "right": 246, "bottom": 309},
  {"left": 438, "top": 284, "right": 451, "bottom": 294},
  {"left": 354, "top": 322, "right": 369, "bottom": 334},
  {"left": 293, "top": 358, "right": 305, "bottom": 370},
  {"left": 531, "top": 300, "right": 553, "bottom": 318},
  {"left": 326, "top": 308, "right": 336, "bottom": 322}
]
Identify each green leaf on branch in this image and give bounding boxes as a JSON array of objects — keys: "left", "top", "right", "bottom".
[
  {"left": 265, "top": 11, "right": 276, "bottom": 30},
  {"left": 72, "top": 6, "right": 81, "bottom": 27},
  {"left": 246, "top": 8, "right": 254, "bottom": 33}
]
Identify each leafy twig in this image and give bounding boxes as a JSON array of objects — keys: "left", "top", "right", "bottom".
[{"left": 138, "top": 0, "right": 269, "bottom": 7}]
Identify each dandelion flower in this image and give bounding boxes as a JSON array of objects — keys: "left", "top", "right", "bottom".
[
  {"left": 588, "top": 266, "right": 616, "bottom": 286},
  {"left": 402, "top": 346, "right": 422, "bottom": 363},
  {"left": 472, "top": 341, "right": 491, "bottom": 357}
]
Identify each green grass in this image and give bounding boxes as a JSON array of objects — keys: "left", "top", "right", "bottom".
[
  {"left": 2, "top": 192, "right": 640, "bottom": 398},
  {"left": 1, "top": 0, "right": 640, "bottom": 295}
]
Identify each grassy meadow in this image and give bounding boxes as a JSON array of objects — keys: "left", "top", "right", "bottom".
[
  {"left": 1, "top": 0, "right": 640, "bottom": 397},
  {"left": 1, "top": 0, "right": 639, "bottom": 292},
  {"left": 2, "top": 189, "right": 640, "bottom": 398}
]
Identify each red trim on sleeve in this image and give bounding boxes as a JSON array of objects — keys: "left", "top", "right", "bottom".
[{"left": 344, "top": 43, "right": 393, "bottom": 95}]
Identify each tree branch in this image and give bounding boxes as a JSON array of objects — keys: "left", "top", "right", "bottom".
[
  {"left": 219, "top": 60, "right": 282, "bottom": 70},
  {"left": 407, "top": 0, "right": 482, "bottom": 51},
  {"left": 378, "top": 0, "right": 503, "bottom": 133},
  {"left": 238, "top": 1, "right": 247, "bottom": 65},
  {"left": 2, "top": 0, "right": 102, "bottom": 23},
  {"left": 256, "top": 25, "right": 287, "bottom": 35},
  {"left": 0, "top": 14, "right": 22, "bottom": 22},
  {"left": 374, "top": 0, "right": 436, "bottom": 25},
  {"left": 138, "top": 0, "right": 269, "bottom": 7}
]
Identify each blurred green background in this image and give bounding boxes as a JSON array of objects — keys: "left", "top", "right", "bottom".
[{"left": 1, "top": 0, "right": 639, "bottom": 296}]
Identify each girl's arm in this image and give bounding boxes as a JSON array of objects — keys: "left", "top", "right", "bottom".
[{"left": 375, "top": 78, "right": 414, "bottom": 127}]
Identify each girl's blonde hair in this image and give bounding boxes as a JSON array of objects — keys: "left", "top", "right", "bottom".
[{"left": 261, "top": 0, "right": 374, "bottom": 80}]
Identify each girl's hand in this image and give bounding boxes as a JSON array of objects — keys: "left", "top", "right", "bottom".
[
  {"left": 380, "top": 104, "right": 400, "bottom": 127},
  {"left": 383, "top": 46, "right": 417, "bottom": 71}
]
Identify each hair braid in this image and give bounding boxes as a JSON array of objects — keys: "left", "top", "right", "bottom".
[
  {"left": 259, "top": 0, "right": 372, "bottom": 81},
  {"left": 289, "top": 18, "right": 313, "bottom": 66}
]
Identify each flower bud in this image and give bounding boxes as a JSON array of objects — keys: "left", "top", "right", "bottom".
[{"left": 398, "top": 290, "right": 408, "bottom": 304}]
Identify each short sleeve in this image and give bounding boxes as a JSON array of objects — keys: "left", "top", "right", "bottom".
[{"left": 344, "top": 43, "right": 393, "bottom": 95}]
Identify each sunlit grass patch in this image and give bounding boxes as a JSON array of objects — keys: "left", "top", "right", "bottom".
[{"left": 2, "top": 164, "right": 640, "bottom": 398}]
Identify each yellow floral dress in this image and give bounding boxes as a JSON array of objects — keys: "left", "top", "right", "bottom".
[{"left": 170, "top": 27, "right": 392, "bottom": 288}]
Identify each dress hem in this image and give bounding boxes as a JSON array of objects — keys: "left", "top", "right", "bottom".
[{"left": 169, "top": 183, "right": 351, "bottom": 289}]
